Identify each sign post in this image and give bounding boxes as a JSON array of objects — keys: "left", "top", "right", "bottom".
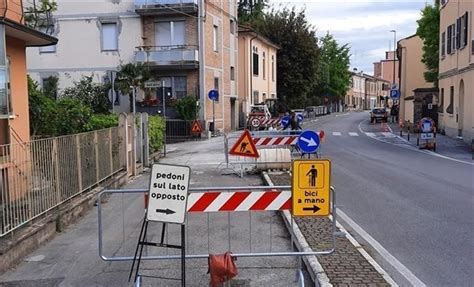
[
  {"left": 129, "top": 163, "right": 190, "bottom": 286},
  {"left": 208, "top": 90, "right": 219, "bottom": 136},
  {"left": 292, "top": 159, "right": 331, "bottom": 216}
]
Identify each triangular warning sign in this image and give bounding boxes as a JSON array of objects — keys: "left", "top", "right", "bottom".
[
  {"left": 229, "top": 130, "right": 259, "bottom": 158},
  {"left": 191, "top": 120, "right": 202, "bottom": 133}
]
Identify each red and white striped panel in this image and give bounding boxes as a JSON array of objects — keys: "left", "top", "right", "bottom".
[
  {"left": 253, "top": 136, "right": 298, "bottom": 146},
  {"left": 187, "top": 190, "right": 291, "bottom": 212},
  {"left": 262, "top": 118, "right": 281, "bottom": 125}
]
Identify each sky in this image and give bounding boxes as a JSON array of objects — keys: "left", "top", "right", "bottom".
[{"left": 270, "top": 0, "right": 429, "bottom": 75}]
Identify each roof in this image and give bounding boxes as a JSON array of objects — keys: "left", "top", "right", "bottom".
[
  {"left": 0, "top": 18, "right": 57, "bottom": 47},
  {"left": 238, "top": 25, "right": 281, "bottom": 50}
]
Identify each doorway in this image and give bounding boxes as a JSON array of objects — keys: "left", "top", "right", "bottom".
[
  {"left": 230, "top": 98, "right": 236, "bottom": 131},
  {"left": 458, "top": 79, "right": 464, "bottom": 137}
]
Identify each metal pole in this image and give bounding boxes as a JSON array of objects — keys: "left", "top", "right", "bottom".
[
  {"left": 162, "top": 80, "right": 167, "bottom": 157},
  {"left": 132, "top": 86, "right": 136, "bottom": 116},
  {"left": 181, "top": 224, "right": 186, "bottom": 287},
  {"left": 392, "top": 30, "right": 396, "bottom": 88},
  {"left": 212, "top": 99, "right": 215, "bottom": 136},
  {"left": 111, "top": 71, "right": 115, "bottom": 113}
]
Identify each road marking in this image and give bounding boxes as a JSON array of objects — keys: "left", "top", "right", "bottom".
[
  {"left": 332, "top": 132, "right": 342, "bottom": 136},
  {"left": 382, "top": 132, "right": 397, "bottom": 138},
  {"left": 365, "top": 132, "right": 376, "bottom": 137},
  {"left": 337, "top": 209, "right": 426, "bottom": 287},
  {"left": 349, "top": 132, "right": 359, "bottom": 137}
]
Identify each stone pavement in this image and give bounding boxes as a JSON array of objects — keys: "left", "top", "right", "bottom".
[{"left": 268, "top": 172, "right": 392, "bottom": 287}]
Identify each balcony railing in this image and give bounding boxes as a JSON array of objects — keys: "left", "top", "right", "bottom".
[
  {"left": 134, "top": 0, "right": 198, "bottom": 15},
  {"left": 136, "top": 45, "right": 199, "bottom": 68}
]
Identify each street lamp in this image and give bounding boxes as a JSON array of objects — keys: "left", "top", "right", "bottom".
[{"left": 390, "top": 30, "right": 397, "bottom": 88}]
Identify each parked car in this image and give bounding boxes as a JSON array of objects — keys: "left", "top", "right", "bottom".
[{"left": 370, "top": 107, "right": 388, "bottom": 123}]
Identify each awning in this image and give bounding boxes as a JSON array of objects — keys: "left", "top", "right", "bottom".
[{"left": 1, "top": 18, "right": 57, "bottom": 47}]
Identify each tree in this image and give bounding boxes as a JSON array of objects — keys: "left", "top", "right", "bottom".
[
  {"left": 417, "top": 0, "right": 440, "bottom": 85},
  {"left": 28, "top": 76, "right": 57, "bottom": 136},
  {"left": 42, "top": 75, "right": 58, "bottom": 99},
  {"left": 62, "top": 75, "right": 111, "bottom": 113},
  {"left": 252, "top": 7, "right": 320, "bottom": 108},
  {"left": 175, "top": 96, "right": 200, "bottom": 120},
  {"left": 238, "top": 0, "right": 267, "bottom": 24},
  {"left": 316, "top": 33, "right": 351, "bottom": 103},
  {"left": 115, "top": 63, "right": 151, "bottom": 112}
]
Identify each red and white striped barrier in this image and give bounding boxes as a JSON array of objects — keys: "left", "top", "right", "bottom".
[
  {"left": 253, "top": 136, "right": 299, "bottom": 146},
  {"left": 261, "top": 118, "right": 281, "bottom": 125},
  {"left": 187, "top": 190, "right": 291, "bottom": 212}
]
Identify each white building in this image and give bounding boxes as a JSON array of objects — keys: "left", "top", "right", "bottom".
[{"left": 27, "top": 0, "right": 142, "bottom": 113}]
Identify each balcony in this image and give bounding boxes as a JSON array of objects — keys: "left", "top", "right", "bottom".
[
  {"left": 134, "top": 0, "right": 198, "bottom": 16},
  {"left": 135, "top": 45, "right": 199, "bottom": 69}
]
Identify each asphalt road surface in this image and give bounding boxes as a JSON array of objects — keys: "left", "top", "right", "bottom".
[{"left": 304, "top": 111, "right": 473, "bottom": 287}]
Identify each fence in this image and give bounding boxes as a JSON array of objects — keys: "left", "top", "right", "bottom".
[
  {"left": 0, "top": 127, "right": 125, "bottom": 237},
  {"left": 166, "top": 119, "right": 203, "bottom": 143}
]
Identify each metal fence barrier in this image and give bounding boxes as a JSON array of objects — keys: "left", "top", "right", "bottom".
[
  {"left": 166, "top": 119, "right": 203, "bottom": 143},
  {"left": 0, "top": 127, "right": 124, "bottom": 237},
  {"left": 97, "top": 186, "right": 337, "bottom": 262}
]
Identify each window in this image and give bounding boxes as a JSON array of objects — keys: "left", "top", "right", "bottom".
[
  {"left": 0, "top": 62, "right": 11, "bottom": 115},
  {"left": 39, "top": 44, "right": 56, "bottom": 54},
  {"left": 101, "top": 23, "right": 118, "bottom": 51},
  {"left": 42, "top": 76, "right": 58, "bottom": 100},
  {"left": 451, "top": 24, "right": 457, "bottom": 53},
  {"left": 252, "top": 47, "right": 259, "bottom": 76},
  {"left": 439, "top": 88, "right": 444, "bottom": 113},
  {"left": 441, "top": 32, "right": 446, "bottom": 57},
  {"left": 456, "top": 18, "right": 461, "bottom": 49},
  {"left": 263, "top": 52, "right": 266, "bottom": 80},
  {"left": 460, "top": 12, "right": 468, "bottom": 49},
  {"left": 262, "top": 93, "right": 266, "bottom": 101},
  {"left": 230, "top": 66, "right": 235, "bottom": 81},
  {"left": 271, "top": 55, "right": 275, "bottom": 82},
  {"left": 158, "top": 76, "right": 187, "bottom": 99},
  {"left": 253, "top": 91, "right": 259, "bottom": 105},
  {"left": 447, "top": 26, "right": 452, "bottom": 54},
  {"left": 446, "top": 86, "right": 454, "bottom": 114},
  {"left": 213, "top": 25, "right": 218, "bottom": 52},
  {"left": 155, "top": 21, "right": 185, "bottom": 47},
  {"left": 230, "top": 19, "right": 235, "bottom": 35}
]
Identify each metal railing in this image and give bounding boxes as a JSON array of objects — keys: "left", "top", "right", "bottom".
[
  {"left": 0, "top": 127, "right": 124, "bottom": 237},
  {"left": 166, "top": 119, "right": 202, "bottom": 143},
  {"left": 135, "top": 45, "right": 199, "bottom": 66},
  {"left": 134, "top": 0, "right": 198, "bottom": 7}
]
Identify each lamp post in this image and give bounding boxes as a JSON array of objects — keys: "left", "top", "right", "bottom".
[{"left": 390, "top": 30, "right": 397, "bottom": 88}]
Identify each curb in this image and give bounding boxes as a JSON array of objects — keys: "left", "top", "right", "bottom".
[
  {"left": 262, "top": 171, "right": 332, "bottom": 287},
  {"left": 262, "top": 171, "right": 398, "bottom": 287}
]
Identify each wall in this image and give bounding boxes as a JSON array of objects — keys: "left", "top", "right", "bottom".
[
  {"left": 6, "top": 36, "right": 29, "bottom": 142},
  {"left": 438, "top": 1, "right": 473, "bottom": 143},
  {"left": 398, "top": 35, "right": 434, "bottom": 124}
]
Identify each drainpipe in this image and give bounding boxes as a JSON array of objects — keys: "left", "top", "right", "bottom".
[
  {"left": 198, "top": 0, "right": 206, "bottom": 130},
  {"left": 249, "top": 33, "right": 257, "bottom": 106}
]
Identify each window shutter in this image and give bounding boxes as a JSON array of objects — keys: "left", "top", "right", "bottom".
[
  {"left": 447, "top": 26, "right": 452, "bottom": 54},
  {"left": 463, "top": 12, "right": 468, "bottom": 48},
  {"left": 441, "top": 32, "right": 446, "bottom": 56},
  {"left": 456, "top": 18, "right": 461, "bottom": 49}
]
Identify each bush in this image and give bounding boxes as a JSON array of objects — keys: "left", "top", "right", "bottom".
[
  {"left": 148, "top": 115, "right": 165, "bottom": 153},
  {"left": 55, "top": 97, "right": 93, "bottom": 135},
  {"left": 175, "top": 96, "right": 199, "bottom": 120},
  {"left": 86, "top": 114, "right": 119, "bottom": 131},
  {"left": 62, "top": 75, "right": 111, "bottom": 114}
]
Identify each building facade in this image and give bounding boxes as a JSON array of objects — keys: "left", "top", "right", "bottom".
[
  {"left": 373, "top": 51, "right": 399, "bottom": 88},
  {"left": 398, "top": 34, "right": 436, "bottom": 124},
  {"left": 27, "top": 0, "right": 239, "bottom": 132},
  {"left": 26, "top": 0, "right": 141, "bottom": 113},
  {"left": 346, "top": 70, "right": 389, "bottom": 110},
  {"left": 438, "top": 0, "right": 473, "bottom": 143},
  {"left": 237, "top": 26, "right": 278, "bottom": 125},
  {"left": 0, "top": 0, "right": 57, "bottom": 146}
]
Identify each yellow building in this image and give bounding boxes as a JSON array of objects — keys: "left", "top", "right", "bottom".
[
  {"left": 0, "top": 0, "right": 57, "bottom": 144},
  {"left": 238, "top": 25, "right": 279, "bottom": 125},
  {"left": 397, "top": 34, "right": 436, "bottom": 125},
  {"left": 438, "top": 0, "right": 473, "bottom": 143}
]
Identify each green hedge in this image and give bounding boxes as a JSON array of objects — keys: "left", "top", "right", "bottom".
[{"left": 148, "top": 115, "right": 165, "bottom": 153}]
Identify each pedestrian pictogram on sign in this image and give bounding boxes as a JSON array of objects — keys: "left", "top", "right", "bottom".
[
  {"left": 229, "top": 130, "right": 259, "bottom": 158},
  {"left": 147, "top": 164, "right": 191, "bottom": 224},
  {"left": 191, "top": 120, "right": 202, "bottom": 134},
  {"left": 292, "top": 159, "right": 331, "bottom": 216}
]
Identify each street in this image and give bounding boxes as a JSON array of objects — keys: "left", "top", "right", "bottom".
[{"left": 304, "top": 111, "right": 473, "bottom": 286}]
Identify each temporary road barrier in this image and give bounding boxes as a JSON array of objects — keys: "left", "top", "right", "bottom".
[{"left": 97, "top": 185, "right": 337, "bottom": 262}]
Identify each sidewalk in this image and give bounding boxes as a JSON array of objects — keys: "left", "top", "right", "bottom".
[{"left": 388, "top": 122, "right": 473, "bottom": 162}]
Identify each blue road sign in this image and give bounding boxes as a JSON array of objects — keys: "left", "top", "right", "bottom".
[
  {"left": 390, "top": 89, "right": 400, "bottom": 99},
  {"left": 297, "top": 130, "right": 320, "bottom": 153},
  {"left": 420, "top": 118, "right": 433, "bottom": 133},
  {"left": 208, "top": 90, "right": 219, "bottom": 101},
  {"left": 280, "top": 115, "right": 290, "bottom": 128},
  {"left": 297, "top": 114, "right": 304, "bottom": 123}
]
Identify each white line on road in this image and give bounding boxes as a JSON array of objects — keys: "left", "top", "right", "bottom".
[
  {"left": 382, "top": 132, "right": 397, "bottom": 138},
  {"left": 332, "top": 132, "right": 342, "bottom": 136},
  {"left": 365, "top": 132, "right": 376, "bottom": 137},
  {"left": 337, "top": 209, "right": 427, "bottom": 287},
  {"left": 349, "top": 132, "right": 359, "bottom": 137}
]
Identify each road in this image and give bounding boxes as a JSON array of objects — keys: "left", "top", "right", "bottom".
[{"left": 304, "top": 111, "right": 473, "bottom": 286}]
